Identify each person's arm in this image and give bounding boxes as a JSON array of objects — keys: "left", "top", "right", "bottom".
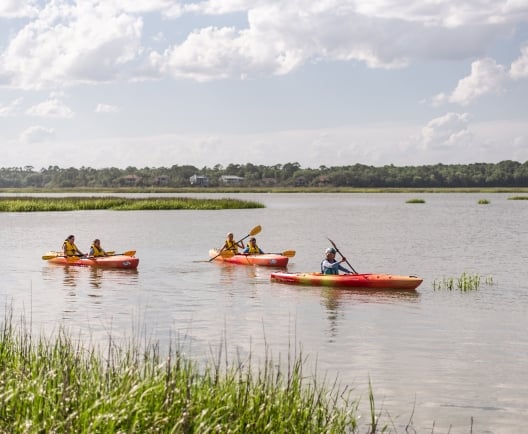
[
  {"left": 242, "top": 246, "right": 249, "bottom": 254},
  {"left": 338, "top": 264, "right": 351, "bottom": 274}
]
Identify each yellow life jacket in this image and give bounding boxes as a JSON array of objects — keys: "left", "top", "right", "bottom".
[
  {"left": 225, "top": 239, "right": 239, "bottom": 253},
  {"left": 90, "top": 244, "right": 105, "bottom": 257},
  {"left": 63, "top": 240, "right": 78, "bottom": 256},
  {"left": 247, "top": 244, "right": 262, "bottom": 254}
]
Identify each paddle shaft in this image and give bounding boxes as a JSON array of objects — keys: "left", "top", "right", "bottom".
[{"left": 327, "top": 238, "right": 358, "bottom": 274}]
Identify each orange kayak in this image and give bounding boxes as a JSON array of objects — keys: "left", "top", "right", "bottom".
[
  {"left": 44, "top": 252, "right": 139, "bottom": 269},
  {"left": 209, "top": 249, "right": 289, "bottom": 267},
  {"left": 270, "top": 272, "right": 422, "bottom": 290}
]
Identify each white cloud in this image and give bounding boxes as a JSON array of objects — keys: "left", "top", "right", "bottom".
[
  {"left": 0, "top": 0, "right": 39, "bottom": 18},
  {"left": 95, "top": 103, "right": 119, "bottom": 113},
  {"left": 433, "top": 58, "right": 507, "bottom": 106},
  {"left": 0, "top": 97, "right": 23, "bottom": 116},
  {"left": 510, "top": 43, "right": 528, "bottom": 79},
  {"left": 0, "top": 1, "right": 143, "bottom": 89},
  {"left": 26, "top": 98, "right": 74, "bottom": 118},
  {"left": 420, "top": 112, "right": 472, "bottom": 150},
  {"left": 19, "top": 125, "right": 55, "bottom": 144}
]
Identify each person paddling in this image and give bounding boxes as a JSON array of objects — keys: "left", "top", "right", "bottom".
[
  {"left": 321, "top": 247, "right": 351, "bottom": 274},
  {"left": 243, "top": 237, "right": 264, "bottom": 254},
  {"left": 88, "top": 239, "right": 107, "bottom": 257},
  {"left": 63, "top": 235, "right": 84, "bottom": 257},
  {"left": 221, "top": 232, "right": 244, "bottom": 254}
]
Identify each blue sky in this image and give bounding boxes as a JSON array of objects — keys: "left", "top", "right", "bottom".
[{"left": 1, "top": 0, "right": 528, "bottom": 170}]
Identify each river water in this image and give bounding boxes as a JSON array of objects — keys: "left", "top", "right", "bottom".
[{"left": 2, "top": 193, "right": 527, "bottom": 433}]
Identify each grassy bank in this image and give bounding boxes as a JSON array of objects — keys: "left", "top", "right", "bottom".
[
  {"left": 0, "top": 319, "right": 367, "bottom": 433},
  {"left": 0, "top": 197, "right": 264, "bottom": 212}
]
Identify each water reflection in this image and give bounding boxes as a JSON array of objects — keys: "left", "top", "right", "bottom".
[{"left": 320, "top": 287, "right": 421, "bottom": 340}]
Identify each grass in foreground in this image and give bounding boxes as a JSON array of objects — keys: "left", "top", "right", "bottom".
[
  {"left": 0, "top": 197, "right": 264, "bottom": 212},
  {"left": 0, "top": 319, "right": 368, "bottom": 433}
]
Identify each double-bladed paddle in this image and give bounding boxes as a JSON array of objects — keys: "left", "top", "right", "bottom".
[
  {"left": 208, "top": 225, "right": 262, "bottom": 262},
  {"left": 327, "top": 238, "right": 358, "bottom": 274},
  {"left": 42, "top": 250, "right": 136, "bottom": 261}
]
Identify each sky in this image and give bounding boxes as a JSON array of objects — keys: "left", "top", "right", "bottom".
[{"left": 1, "top": 0, "right": 528, "bottom": 170}]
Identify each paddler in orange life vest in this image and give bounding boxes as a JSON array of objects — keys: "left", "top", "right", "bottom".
[
  {"left": 88, "top": 239, "right": 107, "bottom": 257},
  {"left": 63, "top": 235, "right": 85, "bottom": 257},
  {"left": 222, "top": 232, "right": 244, "bottom": 253},
  {"left": 243, "top": 237, "right": 264, "bottom": 254}
]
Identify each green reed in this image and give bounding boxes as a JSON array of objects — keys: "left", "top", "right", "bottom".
[
  {"left": 477, "top": 199, "right": 490, "bottom": 204},
  {"left": 433, "top": 272, "right": 494, "bottom": 291},
  {"left": 0, "top": 197, "right": 264, "bottom": 212},
  {"left": 405, "top": 198, "right": 425, "bottom": 203},
  {"left": 0, "top": 319, "right": 372, "bottom": 433}
]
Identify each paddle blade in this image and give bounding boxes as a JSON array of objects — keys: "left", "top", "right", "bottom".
[
  {"left": 249, "top": 225, "right": 262, "bottom": 236},
  {"left": 121, "top": 250, "right": 136, "bottom": 256},
  {"left": 281, "top": 250, "right": 296, "bottom": 257},
  {"left": 219, "top": 250, "right": 235, "bottom": 258}
]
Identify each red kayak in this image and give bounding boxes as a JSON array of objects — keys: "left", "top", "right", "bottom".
[
  {"left": 209, "top": 249, "right": 289, "bottom": 267},
  {"left": 270, "top": 272, "right": 422, "bottom": 290},
  {"left": 43, "top": 252, "right": 139, "bottom": 269}
]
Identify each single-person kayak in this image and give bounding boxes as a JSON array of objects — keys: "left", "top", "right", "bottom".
[
  {"left": 43, "top": 252, "right": 139, "bottom": 269},
  {"left": 270, "top": 272, "right": 422, "bottom": 290},
  {"left": 209, "top": 249, "right": 289, "bottom": 267}
]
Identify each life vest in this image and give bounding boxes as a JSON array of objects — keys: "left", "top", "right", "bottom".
[
  {"left": 225, "top": 239, "right": 239, "bottom": 253},
  {"left": 63, "top": 240, "right": 78, "bottom": 256},
  {"left": 90, "top": 244, "right": 105, "bottom": 257},
  {"left": 247, "top": 244, "right": 262, "bottom": 254},
  {"left": 321, "top": 259, "right": 339, "bottom": 275}
]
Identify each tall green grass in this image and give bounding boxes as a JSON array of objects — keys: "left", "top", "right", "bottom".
[
  {"left": 433, "top": 272, "right": 494, "bottom": 291},
  {"left": 0, "top": 318, "right": 368, "bottom": 433},
  {"left": 0, "top": 197, "right": 264, "bottom": 212}
]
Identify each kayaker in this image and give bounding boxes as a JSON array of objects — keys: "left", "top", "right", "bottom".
[
  {"left": 221, "top": 232, "right": 244, "bottom": 253},
  {"left": 63, "top": 235, "right": 85, "bottom": 257},
  {"left": 321, "top": 247, "right": 351, "bottom": 274},
  {"left": 243, "top": 237, "right": 264, "bottom": 254},
  {"left": 88, "top": 239, "right": 107, "bottom": 257}
]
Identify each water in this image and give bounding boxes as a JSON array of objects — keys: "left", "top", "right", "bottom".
[{"left": 2, "top": 193, "right": 527, "bottom": 433}]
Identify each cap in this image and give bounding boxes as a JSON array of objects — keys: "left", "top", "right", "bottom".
[
  {"left": 249, "top": 237, "right": 256, "bottom": 242},
  {"left": 325, "top": 247, "right": 336, "bottom": 254}
]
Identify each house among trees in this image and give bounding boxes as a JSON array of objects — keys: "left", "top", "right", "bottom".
[
  {"left": 120, "top": 174, "right": 141, "bottom": 186},
  {"left": 220, "top": 175, "right": 244, "bottom": 185},
  {"left": 153, "top": 175, "right": 169, "bottom": 186},
  {"left": 189, "top": 174, "right": 209, "bottom": 186}
]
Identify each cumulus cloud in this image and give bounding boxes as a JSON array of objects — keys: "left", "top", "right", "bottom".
[
  {"left": 420, "top": 112, "right": 472, "bottom": 150},
  {"left": 19, "top": 125, "right": 55, "bottom": 144},
  {"left": 0, "top": 0, "right": 39, "bottom": 18},
  {"left": 0, "top": 1, "right": 143, "bottom": 89},
  {"left": 432, "top": 58, "right": 507, "bottom": 106},
  {"left": 26, "top": 98, "right": 74, "bottom": 118},
  {"left": 510, "top": 43, "right": 528, "bottom": 79}
]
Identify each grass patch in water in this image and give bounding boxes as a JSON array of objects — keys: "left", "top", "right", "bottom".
[
  {"left": 0, "top": 196, "right": 264, "bottom": 212},
  {"left": 405, "top": 198, "right": 425, "bottom": 204},
  {"left": 477, "top": 199, "right": 490, "bottom": 204},
  {"left": 508, "top": 195, "right": 528, "bottom": 200},
  {"left": 433, "top": 272, "right": 494, "bottom": 291}
]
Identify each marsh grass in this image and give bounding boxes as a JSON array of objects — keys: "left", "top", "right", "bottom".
[
  {"left": 0, "top": 197, "right": 264, "bottom": 212},
  {"left": 477, "top": 199, "right": 490, "bottom": 204},
  {"left": 0, "top": 318, "right": 373, "bottom": 433},
  {"left": 405, "top": 198, "right": 425, "bottom": 204},
  {"left": 433, "top": 272, "right": 494, "bottom": 291},
  {"left": 508, "top": 195, "right": 528, "bottom": 200}
]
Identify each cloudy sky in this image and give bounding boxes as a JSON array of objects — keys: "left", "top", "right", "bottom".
[{"left": 1, "top": 0, "right": 528, "bottom": 170}]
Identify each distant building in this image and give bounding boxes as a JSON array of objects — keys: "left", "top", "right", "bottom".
[
  {"left": 220, "top": 175, "right": 244, "bottom": 185},
  {"left": 189, "top": 174, "right": 209, "bottom": 186},
  {"left": 120, "top": 174, "right": 141, "bottom": 186},
  {"left": 153, "top": 175, "right": 169, "bottom": 186}
]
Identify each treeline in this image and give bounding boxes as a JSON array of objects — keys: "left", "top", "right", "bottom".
[{"left": 1, "top": 160, "right": 528, "bottom": 189}]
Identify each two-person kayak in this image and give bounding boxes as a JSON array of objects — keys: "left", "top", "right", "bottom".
[
  {"left": 42, "top": 250, "right": 139, "bottom": 269},
  {"left": 270, "top": 272, "right": 423, "bottom": 290},
  {"left": 209, "top": 249, "right": 290, "bottom": 267}
]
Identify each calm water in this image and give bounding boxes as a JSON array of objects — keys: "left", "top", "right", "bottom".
[{"left": 2, "top": 193, "right": 527, "bottom": 433}]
